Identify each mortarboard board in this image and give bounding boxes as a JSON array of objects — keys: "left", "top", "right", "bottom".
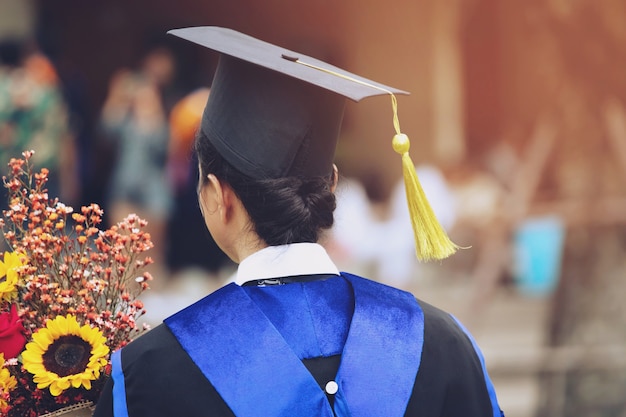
[
  {"left": 168, "top": 26, "right": 460, "bottom": 261},
  {"left": 167, "top": 26, "right": 408, "bottom": 179}
]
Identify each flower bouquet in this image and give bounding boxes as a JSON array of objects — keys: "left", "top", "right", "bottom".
[{"left": 0, "top": 151, "right": 153, "bottom": 416}]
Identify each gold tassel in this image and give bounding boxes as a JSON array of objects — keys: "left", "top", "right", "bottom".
[
  {"left": 392, "top": 133, "right": 458, "bottom": 261},
  {"left": 387, "top": 94, "right": 458, "bottom": 261}
]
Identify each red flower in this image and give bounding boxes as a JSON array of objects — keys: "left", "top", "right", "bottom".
[{"left": 0, "top": 304, "right": 27, "bottom": 359}]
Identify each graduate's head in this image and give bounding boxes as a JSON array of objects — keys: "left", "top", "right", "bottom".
[{"left": 168, "top": 27, "right": 407, "bottom": 249}]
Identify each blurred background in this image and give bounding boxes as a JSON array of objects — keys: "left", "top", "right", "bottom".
[{"left": 1, "top": 0, "right": 626, "bottom": 416}]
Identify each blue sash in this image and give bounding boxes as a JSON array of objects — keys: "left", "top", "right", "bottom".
[{"left": 162, "top": 273, "right": 424, "bottom": 416}]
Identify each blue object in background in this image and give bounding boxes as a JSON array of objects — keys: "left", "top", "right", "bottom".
[{"left": 513, "top": 216, "right": 566, "bottom": 297}]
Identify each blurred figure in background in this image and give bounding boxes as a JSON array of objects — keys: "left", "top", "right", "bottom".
[
  {"left": 166, "top": 87, "right": 231, "bottom": 278},
  {"left": 330, "top": 164, "right": 457, "bottom": 286},
  {"left": 0, "top": 38, "right": 77, "bottom": 205},
  {"left": 167, "top": 88, "right": 209, "bottom": 193},
  {"left": 99, "top": 42, "right": 176, "bottom": 283}
]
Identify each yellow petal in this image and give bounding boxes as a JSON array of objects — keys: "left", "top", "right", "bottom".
[
  {"left": 22, "top": 349, "right": 43, "bottom": 365},
  {"left": 32, "top": 330, "right": 54, "bottom": 349},
  {"left": 82, "top": 378, "right": 92, "bottom": 390},
  {"left": 49, "top": 383, "right": 63, "bottom": 396}
]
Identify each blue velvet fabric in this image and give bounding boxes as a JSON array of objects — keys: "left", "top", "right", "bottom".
[
  {"left": 166, "top": 282, "right": 329, "bottom": 416},
  {"left": 242, "top": 276, "right": 353, "bottom": 359},
  {"left": 335, "top": 273, "right": 424, "bottom": 417},
  {"left": 111, "top": 350, "right": 129, "bottom": 417},
  {"left": 164, "top": 273, "right": 424, "bottom": 417}
]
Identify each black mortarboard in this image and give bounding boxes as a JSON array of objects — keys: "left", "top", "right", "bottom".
[
  {"left": 168, "top": 26, "right": 460, "bottom": 261},
  {"left": 167, "top": 26, "right": 408, "bottom": 179}
]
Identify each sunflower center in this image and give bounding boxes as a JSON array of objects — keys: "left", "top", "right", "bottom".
[{"left": 42, "top": 335, "right": 91, "bottom": 377}]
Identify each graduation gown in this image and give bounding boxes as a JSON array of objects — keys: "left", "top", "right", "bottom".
[{"left": 93, "top": 272, "right": 503, "bottom": 417}]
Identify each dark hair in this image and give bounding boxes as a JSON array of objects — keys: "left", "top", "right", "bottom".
[{"left": 194, "top": 131, "right": 336, "bottom": 246}]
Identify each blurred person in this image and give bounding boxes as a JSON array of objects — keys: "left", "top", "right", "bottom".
[
  {"left": 331, "top": 164, "right": 457, "bottom": 286},
  {"left": 94, "top": 27, "right": 503, "bottom": 417},
  {"left": 166, "top": 87, "right": 231, "bottom": 276},
  {"left": 167, "top": 87, "right": 210, "bottom": 191},
  {"left": 99, "top": 42, "right": 176, "bottom": 283},
  {"left": 0, "top": 38, "right": 77, "bottom": 205}
]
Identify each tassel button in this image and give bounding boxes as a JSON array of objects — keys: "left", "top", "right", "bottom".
[{"left": 392, "top": 133, "right": 410, "bottom": 154}]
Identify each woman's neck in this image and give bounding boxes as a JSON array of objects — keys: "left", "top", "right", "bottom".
[{"left": 231, "top": 231, "right": 267, "bottom": 264}]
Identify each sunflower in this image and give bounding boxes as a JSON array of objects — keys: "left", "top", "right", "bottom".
[
  {"left": 0, "top": 252, "right": 25, "bottom": 302},
  {"left": 21, "top": 315, "right": 109, "bottom": 396},
  {"left": 0, "top": 353, "right": 17, "bottom": 411}
]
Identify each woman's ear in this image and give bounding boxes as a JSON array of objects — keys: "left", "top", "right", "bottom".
[
  {"left": 331, "top": 164, "right": 339, "bottom": 193},
  {"left": 206, "top": 174, "right": 237, "bottom": 223},
  {"left": 198, "top": 174, "right": 221, "bottom": 216}
]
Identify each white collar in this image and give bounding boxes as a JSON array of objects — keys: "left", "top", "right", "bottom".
[{"left": 235, "top": 243, "right": 339, "bottom": 286}]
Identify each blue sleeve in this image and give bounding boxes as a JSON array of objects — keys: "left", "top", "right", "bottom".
[{"left": 111, "top": 349, "right": 129, "bottom": 417}]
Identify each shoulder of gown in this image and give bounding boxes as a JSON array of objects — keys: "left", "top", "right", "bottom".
[
  {"left": 93, "top": 324, "right": 236, "bottom": 417},
  {"left": 406, "top": 298, "right": 503, "bottom": 417}
]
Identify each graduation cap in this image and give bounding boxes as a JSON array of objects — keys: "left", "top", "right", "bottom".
[{"left": 168, "top": 26, "right": 459, "bottom": 261}]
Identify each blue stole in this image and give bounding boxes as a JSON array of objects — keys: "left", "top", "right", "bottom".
[{"left": 150, "top": 273, "right": 422, "bottom": 416}]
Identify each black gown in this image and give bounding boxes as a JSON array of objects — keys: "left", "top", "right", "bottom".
[{"left": 94, "top": 274, "right": 503, "bottom": 417}]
